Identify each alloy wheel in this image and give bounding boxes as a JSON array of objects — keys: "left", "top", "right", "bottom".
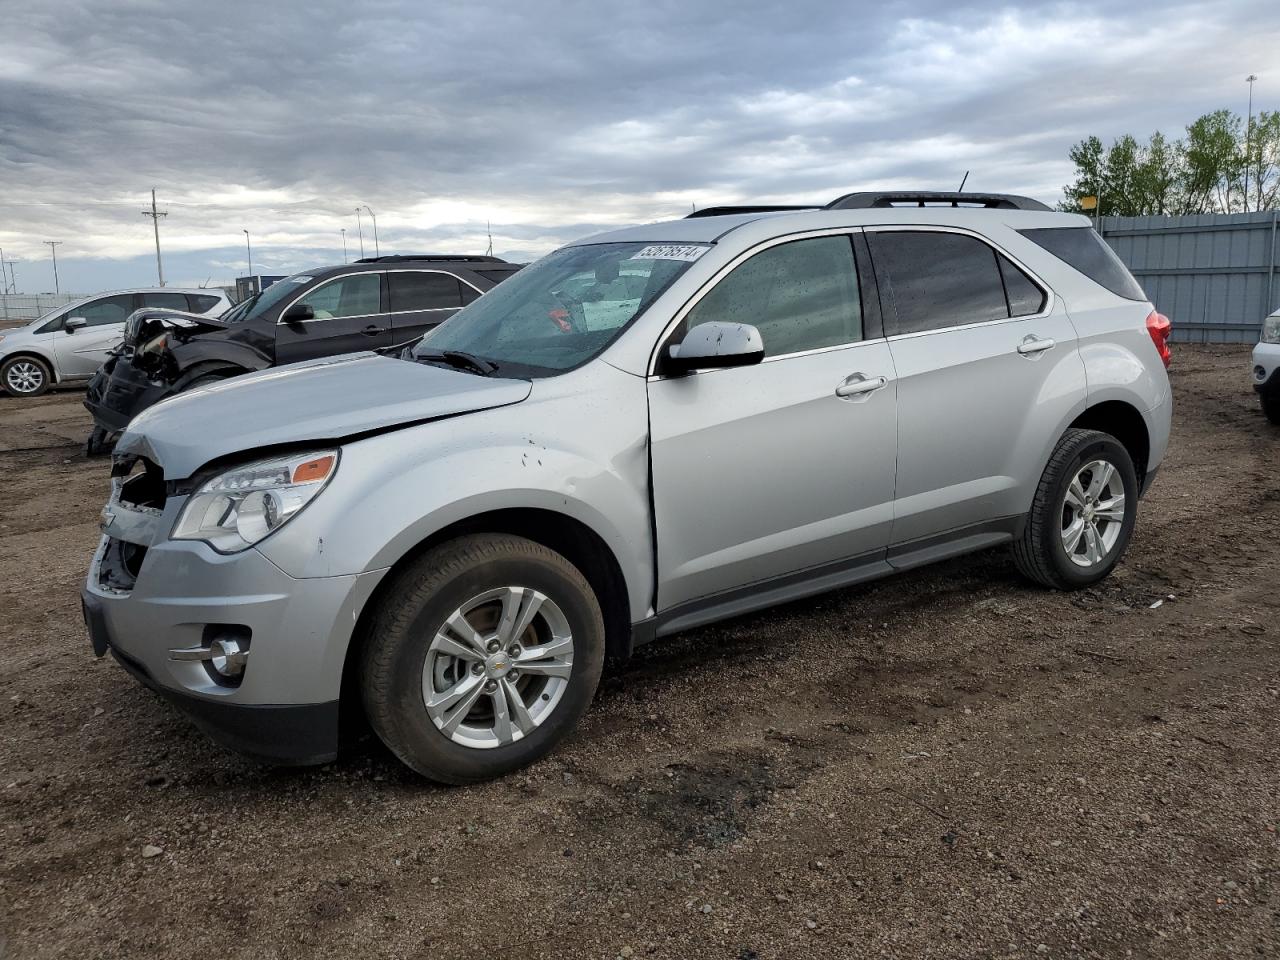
[
  {"left": 5, "top": 361, "right": 45, "bottom": 394},
  {"left": 421, "top": 586, "right": 574, "bottom": 749},
  {"left": 1060, "top": 458, "right": 1126, "bottom": 568}
]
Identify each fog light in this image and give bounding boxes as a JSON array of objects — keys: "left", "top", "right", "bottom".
[
  {"left": 1256, "top": 365, "right": 1268, "bottom": 382},
  {"left": 209, "top": 637, "right": 248, "bottom": 678}
]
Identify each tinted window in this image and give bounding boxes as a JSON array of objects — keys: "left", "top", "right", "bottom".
[
  {"left": 872, "top": 232, "right": 1007, "bottom": 335},
  {"left": 998, "top": 255, "right": 1046, "bottom": 317},
  {"left": 296, "top": 273, "right": 382, "bottom": 319},
  {"left": 388, "top": 272, "right": 464, "bottom": 311},
  {"left": 460, "top": 283, "right": 480, "bottom": 305},
  {"left": 141, "top": 292, "right": 189, "bottom": 310},
  {"left": 1019, "top": 227, "right": 1146, "bottom": 301},
  {"left": 188, "top": 294, "right": 223, "bottom": 313},
  {"left": 73, "top": 294, "right": 136, "bottom": 328},
  {"left": 681, "top": 235, "right": 862, "bottom": 358}
]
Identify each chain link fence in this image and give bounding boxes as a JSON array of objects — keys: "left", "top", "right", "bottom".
[{"left": 0, "top": 293, "right": 85, "bottom": 328}]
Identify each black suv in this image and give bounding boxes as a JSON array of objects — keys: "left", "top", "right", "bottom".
[{"left": 84, "top": 255, "right": 520, "bottom": 452}]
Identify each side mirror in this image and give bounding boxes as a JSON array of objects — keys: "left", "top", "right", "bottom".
[
  {"left": 281, "top": 303, "right": 314, "bottom": 324},
  {"left": 664, "top": 321, "right": 764, "bottom": 375},
  {"left": 64, "top": 316, "right": 87, "bottom": 333}
]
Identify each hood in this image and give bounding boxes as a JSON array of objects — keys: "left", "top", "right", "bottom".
[{"left": 116, "top": 352, "right": 532, "bottom": 479}]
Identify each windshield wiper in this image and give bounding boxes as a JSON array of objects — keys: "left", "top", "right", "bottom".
[{"left": 416, "top": 350, "right": 500, "bottom": 376}]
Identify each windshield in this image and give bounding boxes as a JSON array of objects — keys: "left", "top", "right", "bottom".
[
  {"left": 412, "top": 242, "right": 706, "bottom": 376},
  {"left": 239, "top": 274, "right": 315, "bottom": 323},
  {"left": 219, "top": 294, "right": 257, "bottom": 323}
]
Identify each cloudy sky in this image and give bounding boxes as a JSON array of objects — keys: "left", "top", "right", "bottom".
[{"left": 1, "top": 0, "right": 1276, "bottom": 294}]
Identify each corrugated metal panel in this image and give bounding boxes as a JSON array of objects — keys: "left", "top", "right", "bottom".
[{"left": 1099, "top": 211, "right": 1279, "bottom": 344}]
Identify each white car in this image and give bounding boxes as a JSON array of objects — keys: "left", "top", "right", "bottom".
[
  {"left": 0, "top": 288, "right": 231, "bottom": 397},
  {"left": 1254, "top": 308, "right": 1280, "bottom": 424}
]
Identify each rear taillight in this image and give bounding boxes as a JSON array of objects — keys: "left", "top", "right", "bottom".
[{"left": 1146, "top": 311, "right": 1171, "bottom": 368}]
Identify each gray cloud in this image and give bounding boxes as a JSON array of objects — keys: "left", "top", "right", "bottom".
[{"left": 1, "top": 0, "right": 1277, "bottom": 290}]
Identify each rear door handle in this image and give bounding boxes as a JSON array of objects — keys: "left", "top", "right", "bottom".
[
  {"left": 1017, "top": 335, "right": 1055, "bottom": 356},
  {"left": 362, "top": 324, "right": 384, "bottom": 336},
  {"left": 835, "top": 374, "right": 888, "bottom": 399}
]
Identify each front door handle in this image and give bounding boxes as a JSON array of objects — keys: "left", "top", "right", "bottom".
[
  {"left": 1017, "top": 335, "right": 1056, "bottom": 356},
  {"left": 835, "top": 374, "right": 888, "bottom": 399},
  {"left": 361, "top": 324, "right": 384, "bottom": 336}
]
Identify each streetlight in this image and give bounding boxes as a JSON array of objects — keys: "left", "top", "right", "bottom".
[
  {"left": 363, "top": 205, "right": 380, "bottom": 257},
  {"left": 341, "top": 227, "right": 348, "bottom": 263},
  {"left": 243, "top": 230, "right": 254, "bottom": 294},
  {"left": 354, "top": 207, "right": 366, "bottom": 259},
  {"left": 1245, "top": 74, "right": 1259, "bottom": 212},
  {"left": 44, "top": 240, "right": 62, "bottom": 294}
]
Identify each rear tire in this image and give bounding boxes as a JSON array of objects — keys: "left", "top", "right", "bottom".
[
  {"left": 1012, "top": 428, "right": 1138, "bottom": 590},
  {"left": 2, "top": 355, "right": 52, "bottom": 397},
  {"left": 359, "top": 534, "right": 605, "bottom": 784},
  {"left": 1262, "top": 394, "right": 1280, "bottom": 425},
  {"left": 85, "top": 426, "right": 116, "bottom": 457}
]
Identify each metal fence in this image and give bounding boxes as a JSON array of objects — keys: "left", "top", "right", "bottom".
[
  {"left": 1100, "top": 211, "right": 1280, "bottom": 344},
  {"left": 0, "top": 293, "right": 84, "bottom": 325}
]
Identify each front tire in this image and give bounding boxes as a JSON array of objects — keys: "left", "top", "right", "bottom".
[
  {"left": 2, "top": 355, "right": 52, "bottom": 397},
  {"left": 1012, "top": 428, "right": 1139, "bottom": 590},
  {"left": 359, "top": 534, "right": 605, "bottom": 784},
  {"left": 1262, "top": 394, "right": 1280, "bottom": 425}
]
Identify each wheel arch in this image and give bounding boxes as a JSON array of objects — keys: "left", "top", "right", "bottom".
[
  {"left": 1, "top": 349, "right": 59, "bottom": 384},
  {"left": 339, "top": 506, "right": 633, "bottom": 732},
  {"left": 1067, "top": 399, "right": 1151, "bottom": 488}
]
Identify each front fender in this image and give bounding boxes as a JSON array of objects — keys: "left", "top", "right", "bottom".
[
  {"left": 254, "top": 364, "right": 655, "bottom": 622},
  {"left": 169, "top": 339, "right": 270, "bottom": 377}
]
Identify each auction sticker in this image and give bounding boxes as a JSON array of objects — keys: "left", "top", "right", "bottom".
[{"left": 630, "top": 244, "right": 709, "bottom": 262}]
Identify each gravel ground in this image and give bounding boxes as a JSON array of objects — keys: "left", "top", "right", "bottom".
[{"left": 1, "top": 345, "right": 1277, "bottom": 960}]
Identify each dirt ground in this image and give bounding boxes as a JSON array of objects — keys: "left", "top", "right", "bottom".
[{"left": 1, "top": 345, "right": 1277, "bottom": 960}]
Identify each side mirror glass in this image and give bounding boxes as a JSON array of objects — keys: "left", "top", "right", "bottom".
[
  {"left": 64, "top": 316, "right": 87, "bottom": 332},
  {"left": 664, "top": 321, "right": 764, "bottom": 375},
  {"left": 281, "top": 303, "right": 314, "bottom": 324}
]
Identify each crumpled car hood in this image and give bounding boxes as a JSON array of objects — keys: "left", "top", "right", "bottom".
[{"left": 115, "top": 352, "right": 532, "bottom": 479}]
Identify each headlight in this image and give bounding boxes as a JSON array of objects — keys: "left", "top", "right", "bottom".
[
  {"left": 172, "top": 449, "right": 338, "bottom": 553},
  {"left": 1263, "top": 315, "right": 1280, "bottom": 344}
]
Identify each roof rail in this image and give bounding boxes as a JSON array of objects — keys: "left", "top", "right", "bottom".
[
  {"left": 685, "top": 204, "right": 821, "bottom": 219},
  {"left": 353, "top": 254, "right": 508, "bottom": 264},
  {"left": 826, "top": 191, "right": 1051, "bottom": 211}
]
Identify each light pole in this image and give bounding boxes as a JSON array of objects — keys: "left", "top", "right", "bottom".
[
  {"left": 243, "top": 230, "right": 253, "bottom": 294},
  {"left": 44, "top": 240, "right": 62, "bottom": 294},
  {"left": 341, "top": 228, "right": 348, "bottom": 263},
  {"left": 363, "top": 205, "right": 380, "bottom": 257},
  {"left": 1245, "top": 74, "right": 1258, "bottom": 213},
  {"left": 354, "top": 207, "right": 366, "bottom": 259}
]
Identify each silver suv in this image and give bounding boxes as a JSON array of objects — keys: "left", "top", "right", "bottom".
[
  {"left": 1, "top": 288, "right": 231, "bottom": 397},
  {"left": 82, "top": 191, "right": 1173, "bottom": 783}
]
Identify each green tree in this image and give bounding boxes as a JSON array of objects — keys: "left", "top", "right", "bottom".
[
  {"left": 1183, "top": 109, "right": 1242, "bottom": 213},
  {"left": 1244, "top": 110, "right": 1280, "bottom": 212}
]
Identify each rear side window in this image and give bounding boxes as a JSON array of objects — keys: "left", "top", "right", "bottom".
[
  {"left": 388, "top": 272, "right": 465, "bottom": 311},
  {"left": 871, "top": 232, "right": 1007, "bottom": 335},
  {"left": 187, "top": 294, "right": 223, "bottom": 313},
  {"left": 1018, "top": 227, "right": 1146, "bottom": 301},
  {"left": 681, "top": 235, "right": 862, "bottom": 358},
  {"left": 998, "top": 254, "right": 1047, "bottom": 316},
  {"left": 141, "top": 292, "right": 189, "bottom": 310}
]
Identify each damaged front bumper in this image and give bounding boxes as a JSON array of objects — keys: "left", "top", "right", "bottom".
[
  {"left": 84, "top": 353, "right": 175, "bottom": 435},
  {"left": 82, "top": 459, "right": 387, "bottom": 764}
]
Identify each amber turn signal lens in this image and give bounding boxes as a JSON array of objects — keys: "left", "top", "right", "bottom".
[{"left": 292, "top": 455, "right": 336, "bottom": 484}]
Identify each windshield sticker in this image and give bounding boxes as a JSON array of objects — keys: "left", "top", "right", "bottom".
[
  {"left": 288, "top": 276, "right": 313, "bottom": 284},
  {"left": 629, "top": 244, "right": 709, "bottom": 262}
]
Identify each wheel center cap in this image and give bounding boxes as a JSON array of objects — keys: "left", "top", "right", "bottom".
[
  {"left": 1083, "top": 504, "right": 1096, "bottom": 521},
  {"left": 485, "top": 652, "right": 512, "bottom": 679}
]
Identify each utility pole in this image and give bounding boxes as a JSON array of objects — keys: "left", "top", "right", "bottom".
[
  {"left": 1245, "top": 74, "right": 1258, "bottom": 213},
  {"left": 44, "top": 240, "right": 63, "bottom": 294},
  {"left": 354, "top": 207, "right": 366, "bottom": 259},
  {"left": 142, "top": 188, "right": 167, "bottom": 286},
  {"left": 486, "top": 221, "right": 493, "bottom": 257},
  {"left": 364, "top": 205, "right": 380, "bottom": 257},
  {"left": 243, "top": 230, "right": 254, "bottom": 293},
  {"left": 341, "top": 228, "right": 348, "bottom": 263}
]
